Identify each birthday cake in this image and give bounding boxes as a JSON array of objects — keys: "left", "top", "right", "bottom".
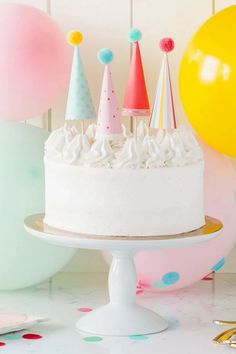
[{"left": 44, "top": 30, "right": 205, "bottom": 237}]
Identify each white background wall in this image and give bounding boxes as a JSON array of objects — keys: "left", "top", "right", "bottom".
[{"left": 1, "top": 0, "right": 236, "bottom": 273}]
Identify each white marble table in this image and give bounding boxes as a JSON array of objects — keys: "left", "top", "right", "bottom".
[{"left": 0, "top": 272, "right": 235, "bottom": 353}]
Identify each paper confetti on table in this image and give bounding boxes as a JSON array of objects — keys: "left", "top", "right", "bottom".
[
  {"left": 83, "top": 336, "right": 103, "bottom": 342},
  {"left": 78, "top": 307, "right": 93, "bottom": 313},
  {"left": 129, "top": 335, "right": 148, "bottom": 341},
  {"left": 3, "top": 333, "right": 22, "bottom": 340},
  {"left": 22, "top": 333, "right": 42, "bottom": 340}
]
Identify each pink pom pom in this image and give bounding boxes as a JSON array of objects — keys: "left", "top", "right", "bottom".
[{"left": 159, "top": 38, "right": 175, "bottom": 53}]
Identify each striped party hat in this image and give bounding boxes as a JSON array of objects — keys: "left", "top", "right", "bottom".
[{"left": 149, "top": 38, "right": 176, "bottom": 130}]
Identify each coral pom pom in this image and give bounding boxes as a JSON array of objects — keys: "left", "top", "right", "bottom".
[
  {"left": 97, "top": 48, "right": 113, "bottom": 64},
  {"left": 159, "top": 38, "right": 175, "bottom": 52},
  {"left": 67, "top": 31, "right": 83, "bottom": 46},
  {"left": 128, "top": 28, "right": 142, "bottom": 43}
]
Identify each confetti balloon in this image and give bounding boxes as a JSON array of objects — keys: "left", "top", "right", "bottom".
[
  {"left": 0, "top": 123, "right": 76, "bottom": 290},
  {"left": 179, "top": 6, "right": 236, "bottom": 157},
  {"left": 0, "top": 4, "right": 71, "bottom": 121},
  {"left": 103, "top": 141, "right": 236, "bottom": 291}
]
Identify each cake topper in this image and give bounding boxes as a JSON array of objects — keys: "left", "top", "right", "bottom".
[
  {"left": 149, "top": 37, "right": 177, "bottom": 130},
  {"left": 96, "top": 48, "right": 122, "bottom": 140},
  {"left": 123, "top": 28, "right": 150, "bottom": 119},
  {"left": 65, "top": 30, "right": 96, "bottom": 133}
]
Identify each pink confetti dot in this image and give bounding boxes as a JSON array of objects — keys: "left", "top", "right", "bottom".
[
  {"left": 0, "top": 342, "right": 6, "bottom": 347},
  {"left": 78, "top": 307, "right": 93, "bottom": 313},
  {"left": 22, "top": 333, "right": 42, "bottom": 340}
]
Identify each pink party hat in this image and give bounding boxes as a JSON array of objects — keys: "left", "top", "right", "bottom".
[
  {"left": 96, "top": 49, "right": 122, "bottom": 139},
  {"left": 149, "top": 38, "right": 177, "bottom": 129},
  {"left": 123, "top": 28, "right": 150, "bottom": 116}
]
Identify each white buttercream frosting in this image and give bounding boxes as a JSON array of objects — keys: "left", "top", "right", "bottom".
[
  {"left": 63, "top": 134, "right": 90, "bottom": 164},
  {"left": 137, "top": 120, "right": 149, "bottom": 139},
  {"left": 44, "top": 122, "right": 203, "bottom": 169},
  {"left": 44, "top": 125, "right": 77, "bottom": 160},
  {"left": 85, "top": 137, "right": 114, "bottom": 168},
  {"left": 85, "top": 123, "right": 97, "bottom": 143},
  {"left": 114, "top": 138, "right": 145, "bottom": 169},
  {"left": 143, "top": 136, "right": 165, "bottom": 168}
]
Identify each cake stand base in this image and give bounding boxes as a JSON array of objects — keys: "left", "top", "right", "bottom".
[
  {"left": 77, "top": 303, "right": 168, "bottom": 336},
  {"left": 77, "top": 250, "right": 168, "bottom": 336},
  {"left": 24, "top": 214, "right": 223, "bottom": 337}
]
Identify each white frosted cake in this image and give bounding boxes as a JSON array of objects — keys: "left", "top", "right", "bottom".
[
  {"left": 43, "top": 35, "right": 205, "bottom": 237},
  {"left": 44, "top": 122, "right": 205, "bottom": 236}
]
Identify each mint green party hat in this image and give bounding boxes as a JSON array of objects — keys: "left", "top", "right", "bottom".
[{"left": 65, "top": 31, "right": 95, "bottom": 120}]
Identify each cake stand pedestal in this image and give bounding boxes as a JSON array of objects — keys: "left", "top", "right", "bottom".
[{"left": 24, "top": 214, "right": 222, "bottom": 337}]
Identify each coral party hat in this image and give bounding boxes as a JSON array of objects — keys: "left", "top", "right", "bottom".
[
  {"left": 96, "top": 48, "right": 122, "bottom": 139},
  {"left": 149, "top": 38, "right": 176, "bottom": 129},
  {"left": 65, "top": 31, "right": 95, "bottom": 120},
  {"left": 123, "top": 28, "right": 150, "bottom": 116}
]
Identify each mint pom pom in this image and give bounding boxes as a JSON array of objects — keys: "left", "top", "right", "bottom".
[
  {"left": 128, "top": 28, "right": 142, "bottom": 43},
  {"left": 97, "top": 48, "right": 113, "bottom": 64}
]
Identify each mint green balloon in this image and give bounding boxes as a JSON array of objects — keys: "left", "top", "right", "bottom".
[{"left": 0, "top": 123, "right": 76, "bottom": 289}]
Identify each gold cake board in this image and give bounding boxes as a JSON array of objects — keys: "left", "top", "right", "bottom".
[{"left": 25, "top": 214, "right": 222, "bottom": 241}]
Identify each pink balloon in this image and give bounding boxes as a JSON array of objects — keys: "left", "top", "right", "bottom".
[
  {"left": 103, "top": 141, "right": 236, "bottom": 291},
  {"left": 0, "top": 4, "right": 71, "bottom": 121}
]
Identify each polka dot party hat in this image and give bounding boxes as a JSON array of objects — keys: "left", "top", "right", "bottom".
[
  {"left": 65, "top": 31, "right": 96, "bottom": 120},
  {"left": 96, "top": 48, "right": 122, "bottom": 139},
  {"left": 123, "top": 28, "right": 150, "bottom": 116}
]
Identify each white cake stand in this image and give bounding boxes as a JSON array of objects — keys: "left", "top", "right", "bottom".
[{"left": 24, "top": 214, "right": 222, "bottom": 337}]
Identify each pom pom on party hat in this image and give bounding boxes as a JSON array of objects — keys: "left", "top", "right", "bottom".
[
  {"left": 65, "top": 31, "right": 96, "bottom": 120},
  {"left": 123, "top": 28, "right": 150, "bottom": 116},
  {"left": 96, "top": 48, "right": 122, "bottom": 139},
  {"left": 149, "top": 37, "right": 176, "bottom": 129}
]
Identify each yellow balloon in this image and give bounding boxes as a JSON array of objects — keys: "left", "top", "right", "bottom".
[{"left": 179, "top": 6, "right": 236, "bottom": 157}]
